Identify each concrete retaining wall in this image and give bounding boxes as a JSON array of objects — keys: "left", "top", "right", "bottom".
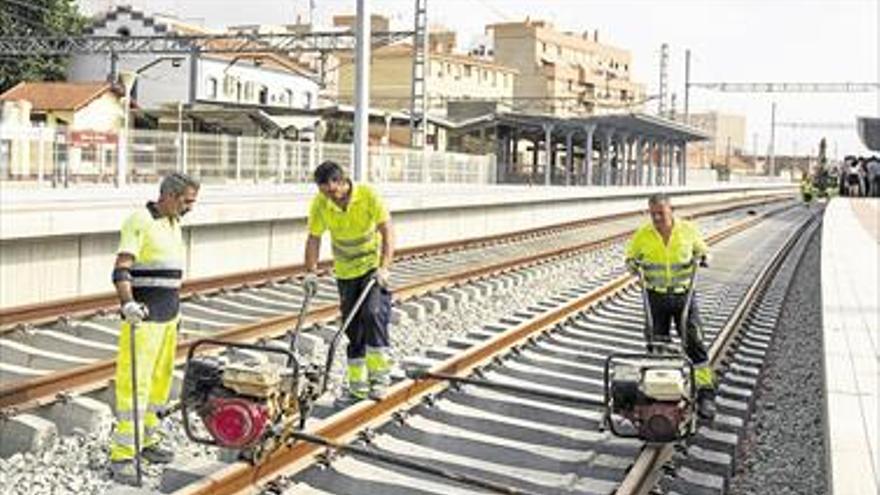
[{"left": 0, "top": 183, "right": 794, "bottom": 307}]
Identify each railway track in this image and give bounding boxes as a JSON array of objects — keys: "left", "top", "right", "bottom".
[
  {"left": 0, "top": 195, "right": 789, "bottom": 413},
  {"left": 154, "top": 202, "right": 818, "bottom": 495}
]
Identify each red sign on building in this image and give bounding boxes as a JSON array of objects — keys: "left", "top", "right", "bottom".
[{"left": 68, "top": 130, "right": 117, "bottom": 146}]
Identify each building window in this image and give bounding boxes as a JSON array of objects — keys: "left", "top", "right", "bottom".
[
  {"left": 464, "top": 65, "right": 472, "bottom": 78},
  {"left": 305, "top": 92, "right": 313, "bottom": 109},
  {"left": 258, "top": 85, "right": 269, "bottom": 105},
  {"left": 236, "top": 81, "right": 243, "bottom": 102},
  {"left": 207, "top": 77, "right": 218, "bottom": 99},
  {"left": 285, "top": 89, "right": 294, "bottom": 107},
  {"left": 116, "top": 27, "right": 131, "bottom": 37}
]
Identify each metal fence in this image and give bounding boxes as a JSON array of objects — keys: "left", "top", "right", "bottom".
[{"left": 0, "top": 126, "right": 496, "bottom": 187}]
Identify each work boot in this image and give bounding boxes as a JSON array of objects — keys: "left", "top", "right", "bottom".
[
  {"left": 142, "top": 443, "right": 175, "bottom": 464},
  {"left": 343, "top": 380, "right": 369, "bottom": 403},
  {"left": 109, "top": 460, "right": 140, "bottom": 486},
  {"left": 697, "top": 390, "right": 716, "bottom": 420},
  {"left": 368, "top": 374, "right": 392, "bottom": 400}
]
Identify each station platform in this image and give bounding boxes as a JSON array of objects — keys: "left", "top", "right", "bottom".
[{"left": 821, "top": 198, "right": 879, "bottom": 495}]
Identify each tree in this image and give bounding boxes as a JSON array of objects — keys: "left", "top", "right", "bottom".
[{"left": 0, "top": 0, "right": 87, "bottom": 93}]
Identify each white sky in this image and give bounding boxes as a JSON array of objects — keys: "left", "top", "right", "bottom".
[{"left": 81, "top": 0, "right": 880, "bottom": 157}]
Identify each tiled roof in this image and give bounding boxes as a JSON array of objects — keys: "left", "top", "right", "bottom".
[
  {"left": 0, "top": 82, "right": 116, "bottom": 111},
  {"left": 86, "top": 6, "right": 314, "bottom": 78}
]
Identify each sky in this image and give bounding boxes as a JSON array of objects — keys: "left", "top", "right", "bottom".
[{"left": 80, "top": 0, "right": 880, "bottom": 157}]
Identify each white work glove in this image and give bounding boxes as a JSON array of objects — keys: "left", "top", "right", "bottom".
[
  {"left": 303, "top": 273, "right": 319, "bottom": 297},
  {"left": 374, "top": 267, "right": 391, "bottom": 288},
  {"left": 625, "top": 258, "right": 641, "bottom": 276},
  {"left": 120, "top": 301, "right": 148, "bottom": 324}
]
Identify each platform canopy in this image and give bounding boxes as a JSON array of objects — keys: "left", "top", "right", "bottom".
[{"left": 452, "top": 111, "right": 709, "bottom": 143}]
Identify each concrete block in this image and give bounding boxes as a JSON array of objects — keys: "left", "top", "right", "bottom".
[
  {"left": 465, "top": 329, "right": 496, "bottom": 341},
  {"left": 446, "top": 336, "right": 480, "bottom": 350},
  {"left": 416, "top": 297, "right": 442, "bottom": 316},
  {"left": 472, "top": 281, "right": 493, "bottom": 297},
  {"left": 712, "top": 413, "right": 744, "bottom": 432},
  {"left": 430, "top": 292, "right": 455, "bottom": 311},
  {"left": 718, "top": 383, "right": 754, "bottom": 402},
  {"left": 715, "top": 395, "right": 750, "bottom": 415},
  {"left": 390, "top": 307, "right": 409, "bottom": 325},
  {"left": 733, "top": 345, "right": 765, "bottom": 359},
  {"left": 425, "top": 346, "right": 458, "bottom": 360},
  {"left": 104, "top": 485, "right": 156, "bottom": 495},
  {"left": 695, "top": 427, "right": 740, "bottom": 457},
  {"left": 721, "top": 372, "right": 757, "bottom": 388},
  {"left": 666, "top": 466, "right": 725, "bottom": 494},
  {"left": 39, "top": 396, "right": 113, "bottom": 437},
  {"left": 460, "top": 285, "right": 480, "bottom": 301},
  {"left": 0, "top": 413, "right": 57, "bottom": 458},
  {"left": 685, "top": 444, "right": 734, "bottom": 478},
  {"left": 399, "top": 302, "right": 426, "bottom": 322},
  {"left": 159, "top": 460, "right": 230, "bottom": 493},
  {"left": 401, "top": 355, "right": 440, "bottom": 377},
  {"left": 446, "top": 287, "right": 469, "bottom": 304},
  {"left": 730, "top": 352, "right": 764, "bottom": 367},
  {"left": 728, "top": 362, "right": 761, "bottom": 377}
]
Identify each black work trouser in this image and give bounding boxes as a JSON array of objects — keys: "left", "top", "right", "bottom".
[
  {"left": 646, "top": 289, "right": 709, "bottom": 365},
  {"left": 337, "top": 270, "right": 392, "bottom": 361}
]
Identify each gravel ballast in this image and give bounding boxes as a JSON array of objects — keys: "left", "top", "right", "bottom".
[{"left": 729, "top": 221, "right": 828, "bottom": 495}]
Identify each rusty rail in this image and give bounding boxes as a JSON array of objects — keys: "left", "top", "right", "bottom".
[
  {"left": 0, "top": 194, "right": 789, "bottom": 329},
  {"left": 172, "top": 207, "right": 786, "bottom": 495},
  {"left": 0, "top": 196, "right": 791, "bottom": 413}
]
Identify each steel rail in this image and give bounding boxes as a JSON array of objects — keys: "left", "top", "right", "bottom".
[
  {"left": 614, "top": 210, "right": 819, "bottom": 495},
  {"left": 170, "top": 206, "right": 784, "bottom": 495},
  {"left": 0, "top": 197, "right": 792, "bottom": 414},
  {"left": 0, "top": 194, "right": 788, "bottom": 329}
]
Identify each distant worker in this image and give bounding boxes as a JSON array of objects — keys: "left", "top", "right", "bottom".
[
  {"left": 866, "top": 156, "right": 880, "bottom": 198},
  {"left": 625, "top": 193, "right": 716, "bottom": 419},
  {"left": 303, "top": 161, "right": 395, "bottom": 401},
  {"left": 800, "top": 174, "right": 814, "bottom": 204},
  {"left": 109, "top": 172, "right": 200, "bottom": 485},
  {"left": 844, "top": 157, "right": 864, "bottom": 197}
]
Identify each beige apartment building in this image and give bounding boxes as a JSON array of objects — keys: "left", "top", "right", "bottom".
[
  {"left": 490, "top": 19, "right": 645, "bottom": 116},
  {"left": 337, "top": 24, "right": 518, "bottom": 115},
  {"left": 686, "top": 111, "right": 748, "bottom": 170}
]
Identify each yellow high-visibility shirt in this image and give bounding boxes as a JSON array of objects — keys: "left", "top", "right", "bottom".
[
  {"left": 308, "top": 183, "right": 390, "bottom": 280},
  {"left": 117, "top": 202, "right": 185, "bottom": 321},
  {"left": 625, "top": 219, "right": 708, "bottom": 293}
]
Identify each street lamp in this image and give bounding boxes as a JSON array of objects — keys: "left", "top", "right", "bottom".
[
  {"left": 114, "top": 56, "right": 185, "bottom": 187},
  {"left": 116, "top": 70, "right": 136, "bottom": 187}
]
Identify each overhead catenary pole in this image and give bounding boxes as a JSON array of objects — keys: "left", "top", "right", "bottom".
[
  {"left": 684, "top": 49, "right": 691, "bottom": 125},
  {"left": 353, "top": 0, "right": 370, "bottom": 181},
  {"left": 769, "top": 102, "right": 776, "bottom": 176},
  {"left": 658, "top": 43, "right": 669, "bottom": 116}
]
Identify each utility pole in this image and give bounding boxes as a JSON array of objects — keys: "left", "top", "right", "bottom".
[
  {"left": 684, "top": 49, "right": 691, "bottom": 125},
  {"left": 409, "top": 0, "right": 429, "bottom": 149},
  {"left": 353, "top": 0, "right": 370, "bottom": 181}
]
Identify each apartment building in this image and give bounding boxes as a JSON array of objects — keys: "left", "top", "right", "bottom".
[
  {"left": 490, "top": 19, "right": 645, "bottom": 116},
  {"left": 68, "top": 6, "right": 320, "bottom": 112},
  {"left": 686, "top": 111, "right": 747, "bottom": 169},
  {"left": 336, "top": 23, "right": 518, "bottom": 115}
]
